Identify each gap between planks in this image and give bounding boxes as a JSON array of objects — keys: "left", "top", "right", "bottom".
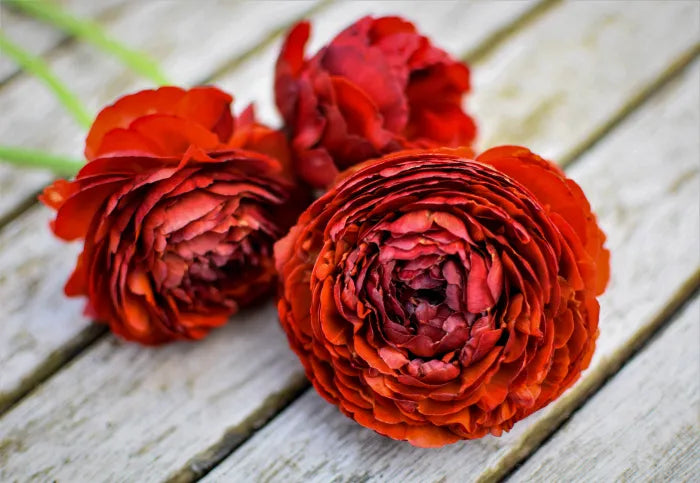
[
  {"left": 217, "top": 24, "right": 700, "bottom": 478},
  {"left": 0, "top": 0, "right": 329, "bottom": 418},
  {"left": 0, "top": 0, "right": 552, "bottom": 231},
  {"left": 0, "top": 0, "right": 128, "bottom": 86},
  {"left": 508, "top": 292, "right": 700, "bottom": 482}
]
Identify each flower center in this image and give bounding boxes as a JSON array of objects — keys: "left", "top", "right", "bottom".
[{"left": 412, "top": 287, "right": 446, "bottom": 306}]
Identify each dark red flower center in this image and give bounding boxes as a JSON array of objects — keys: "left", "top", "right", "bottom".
[{"left": 340, "top": 212, "right": 506, "bottom": 380}]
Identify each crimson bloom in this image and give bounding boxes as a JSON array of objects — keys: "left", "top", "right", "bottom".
[
  {"left": 41, "top": 86, "right": 301, "bottom": 345},
  {"left": 275, "top": 16, "right": 476, "bottom": 189},
  {"left": 275, "top": 147, "right": 609, "bottom": 446}
]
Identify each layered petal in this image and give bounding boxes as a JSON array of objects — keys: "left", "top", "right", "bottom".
[
  {"left": 275, "top": 16, "right": 477, "bottom": 189},
  {"left": 85, "top": 86, "right": 234, "bottom": 160},
  {"left": 275, "top": 147, "right": 609, "bottom": 446},
  {"left": 42, "top": 87, "right": 302, "bottom": 344}
]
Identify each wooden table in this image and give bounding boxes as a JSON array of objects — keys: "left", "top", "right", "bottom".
[{"left": 0, "top": 1, "right": 698, "bottom": 481}]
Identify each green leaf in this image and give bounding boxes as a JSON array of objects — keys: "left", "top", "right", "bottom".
[
  {"left": 0, "top": 31, "right": 93, "bottom": 128},
  {"left": 0, "top": 145, "right": 84, "bottom": 176}
]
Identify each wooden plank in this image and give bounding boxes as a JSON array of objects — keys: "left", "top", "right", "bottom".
[
  {"left": 0, "top": 206, "right": 91, "bottom": 412},
  {"left": 201, "top": 29, "right": 700, "bottom": 483},
  {"left": 470, "top": 0, "right": 700, "bottom": 161},
  {"left": 0, "top": 303, "right": 307, "bottom": 483},
  {"left": 509, "top": 296, "right": 700, "bottom": 483},
  {"left": 0, "top": 0, "right": 322, "bottom": 224},
  {"left": 0, "top": 2, "right": 541, "bottom": 481},
  {"left": 0, "top": 0, "right": 126, "bottom": 82}
]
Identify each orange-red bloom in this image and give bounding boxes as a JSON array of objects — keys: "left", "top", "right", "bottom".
[
  {"left": 275, "top": 16, "right": 476, "bottom": 189},
  {"left": 42, "top": 86, "right": 302, "bottom": 344},
  {"left": 274, "top": 147, "right": 609, "bottom": 446}
]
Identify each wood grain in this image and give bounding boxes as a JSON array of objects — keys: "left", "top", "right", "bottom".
[
  {"left": 0, "top": 0, "right": 322, "bottom": 224},
  {"left": 0, "top": 2, "right": 544, "bottom": 481},
  {"left": 509, "top": 296, "right": 700, "bottom": 483},
  {"left": 201, "top": 40, "right": 700, "bottom": 483},
  {"left": 0, "top": 0, "right": 126, "bottom": 82},
  {"left": 0, "top": 0, "right": 538, "bottom": 414},
  {"left": 469, "top": 0, "right": 700, "bottom": 160},
  {"left": 0, "top": 206, "right": 93, "bottom": 412},
  {"left": 0, "top": 303, "right": 307, "bottom": 483}
]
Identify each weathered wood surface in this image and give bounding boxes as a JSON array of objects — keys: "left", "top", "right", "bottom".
[
  {"left": 0, "top": 2, "right": 548, "bottom": 481},
  {"left": 0, "top": 303, "right": 307, "bottom": 483},
  {"left": 0, "top": 0, "right": 322, "bottom": 409},
  {"left": 0, "top": 0, "right": 126, "bottom": 82},
  {"left": 0, "top": 1, "right": 698, "bottom": 481},
  {"left": 202, "top": 35, "right": 700, "bottom": 483},
  {"left": 0, "top": 206, "right": 88, "bottom": 411},
  {"left": 509, "top": 296, "right": 700, "bottom": 483},
  {"left": 0, "top": 0, "right": 322, "bottom": 224},
  {"left": 2, "top": 0, "right": 536, "bottom": 212},
  {"left": 469, "top": 0, "right": 700, "bottom": 161}
]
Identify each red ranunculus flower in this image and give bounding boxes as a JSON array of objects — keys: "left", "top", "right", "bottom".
[
  {"left": 274, "top": 146, "right": 610, "bottom": 446},
  {"left": 275, "top": 16, "right": 476, "bottom": 189},
  {"left": 41, "top": 86, "right": 302, "bottom": 345}
]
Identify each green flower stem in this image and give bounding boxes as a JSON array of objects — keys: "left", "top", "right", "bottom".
[
  {"left": 0, "top": 145, "right": 83, "bottom": 176},
  {"left": 6, "top": 0, "right": 170, "bottom": 85},
  {"left": 0, "top": 32, "right": 93, "bottom": 128}
]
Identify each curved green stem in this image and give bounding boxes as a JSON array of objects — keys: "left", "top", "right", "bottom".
[
  {"left": 6, "top": 0, "right": 170, "bottom": 85},
  {"left": 0, "top": 32, "right": 92, "bottom": 128},
  {"left": 0, "top": 145, "right": 83, "bottom": 176}
]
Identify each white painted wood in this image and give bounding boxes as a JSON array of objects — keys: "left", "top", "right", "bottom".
[
  {"left": 0, "top": 0, "right": 321, "bottom": 222},
  {"left": 201, "top": 50, "right": 700, "bottom": 483},
  {"left": 0, "top": 0, "right": 126, "bottom": 81},
  {"left": 0, "top": 206, "right": 85, "bottom": 403},
  {"left": 470, "top": 0, "right": 700, "bottom": 161},
  {"left": 0, "top": 2, "right": 548, "bottom": 480},
  {"left": 0, "top": 302, "right": 307, "bottom": 483},
  {"left": 305, "top": 0, "right": 539, "bottom": 56},
  {"left": 220, "top": 0, "right": 539, "bottom": 126},
  {"left": 0, "top": 0, "right": 129, "bottom": 221},
  {"left": 0, "top": 0, "right": 321, "bottom": 409},
  {"left": 509, "top": 296, "right": 700, "bottom": 483}
]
